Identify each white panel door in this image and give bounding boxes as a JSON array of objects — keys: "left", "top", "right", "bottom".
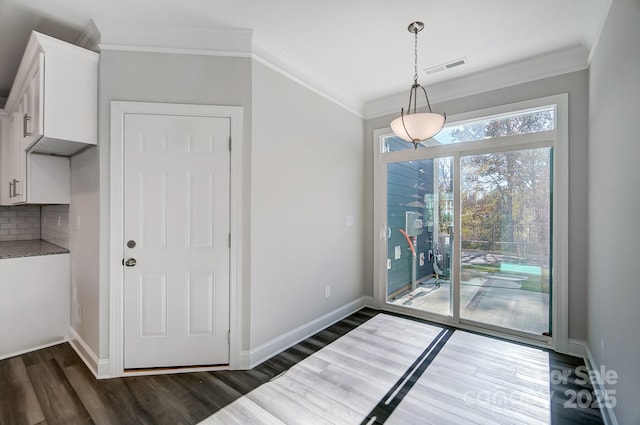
[{"left": 123, "top": 113, "right": 230, "bottom": 369}]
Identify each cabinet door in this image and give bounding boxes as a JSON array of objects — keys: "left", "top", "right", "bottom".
[
  {"left": 10, "top": 111, "right": 26, "bottom": 204},
  {"left": 21, "top": 56, "right": 43, "bottom": 150},
  {"left": 0, "top": 117, "right": 9, "bottom": 205}
]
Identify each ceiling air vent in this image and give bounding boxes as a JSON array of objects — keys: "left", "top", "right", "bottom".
[{"left": 424, "top": 58, "right": 467, "bottom": 75}]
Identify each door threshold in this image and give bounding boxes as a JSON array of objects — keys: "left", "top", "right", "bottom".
[{"left": 122, "top": 364, "right": 230, "bottom": 377}]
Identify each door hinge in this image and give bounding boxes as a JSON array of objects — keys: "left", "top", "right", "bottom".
[
  {"left": 229, "top": 233, "right": 231, "bottom": 248},
  {"left": 228, "top": 330, "right": 231, "bottom": 344},
  {"left": 229, "top": 136, "right": 232, "bottom": 152}
]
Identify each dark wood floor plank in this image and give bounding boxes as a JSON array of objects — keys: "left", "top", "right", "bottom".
[
  {"left": 62, "top": 364, "right": 123, "bottom": 425},
  {"left": 48, "top": 343, "right": 82, "bottom": 370},
  {"left": 89, "top": 375, "right": 191, "bottom": 425},
  {"left": 0, "top": 357, "right": 45, "bottom": 425},
  {"left": 138, "top": 372, "right": 243, "bottom": 423},
  {"left": 26, "top": 359, "right": 93, "bottom": 425}
]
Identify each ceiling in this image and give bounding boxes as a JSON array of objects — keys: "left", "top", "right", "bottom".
[{"left": 0, "top": 0, "right": 611, "bottom": 112}]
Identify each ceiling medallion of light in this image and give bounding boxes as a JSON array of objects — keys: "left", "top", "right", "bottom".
[{"left": 390, "top": 21, "right": 446, "bottom": 149}]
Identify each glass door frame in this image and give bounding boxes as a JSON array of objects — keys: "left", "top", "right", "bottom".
[{"left": 373, "top": 94, "right": 569, "bottom": 351}]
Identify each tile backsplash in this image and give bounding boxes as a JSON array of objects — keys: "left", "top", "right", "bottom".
[
  {"left": 0, "top": 205, "right": 70, "bottom": 249},
  {"left": 41, "top": 205, "right": 70, "bottom": 249},
  {"left": 0, "top": 205, "right": 41, "bottom": 241}
]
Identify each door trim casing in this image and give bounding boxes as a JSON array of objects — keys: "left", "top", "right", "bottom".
[{"left": 109, "top": 101, "right": 243, "bottom": 377}]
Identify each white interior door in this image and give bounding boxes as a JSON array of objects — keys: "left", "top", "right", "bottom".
[{"left": 123, "top": 113, "right": 230, "bottom": 369}]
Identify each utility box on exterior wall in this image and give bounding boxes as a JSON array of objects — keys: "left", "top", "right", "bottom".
[{"left": 405, "top": 211, "right": 423, "bottom": 237}]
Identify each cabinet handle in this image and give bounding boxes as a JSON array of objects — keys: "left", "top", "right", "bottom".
[
  {"left": 9, "top": 181, "right": 13, "bottom": 198},
  {"left": 23, "top": 114, "right": 32, "bottom": 137},
  {"left": 12, "top": 179, "right": 21, "bottom": 197}
]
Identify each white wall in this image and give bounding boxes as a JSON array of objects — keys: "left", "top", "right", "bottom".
[
  {"left": 70, "top": 147, "right": 101, "bottom": 356},
  {"left": 365, "top": 70, "right": 590, "bottom": 341},
  {"left": 588, "top": 0, "right": 640, "bottom": 423},
  {"left": 250, "top": 61, "right": 365, "bottom": 349},
  {"left": 77, "top": 51, "right": 253, "bottom": 360}
]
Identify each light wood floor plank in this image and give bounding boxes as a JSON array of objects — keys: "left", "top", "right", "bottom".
[
  {"left": 388, "top": 330, "right": 552, "bottom": 425},
  {"left": 246, "top": 383, "right": 333, "bottom": 425},
  {"left": 270, "top": 375, "right": 364, "bottom": 424},
  {"left": 215, "top": 397, "right": 285, "bottom": 425},
  {"left": 386, "top": 395, "right": 482, "bottom": 425}
]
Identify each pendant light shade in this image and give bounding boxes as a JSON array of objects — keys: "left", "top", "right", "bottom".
[
  {"left": 390, "top": 111, "right": 446, "bottom": 143},
  {"left": 391, "top": 21, "right": 446, "bottom": 149}
]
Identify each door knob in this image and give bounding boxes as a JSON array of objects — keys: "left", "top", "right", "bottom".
[{"left": 124, "top": 258, "right": 137, "bottom": 267}]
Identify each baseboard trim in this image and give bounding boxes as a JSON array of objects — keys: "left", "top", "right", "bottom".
[
  {"left": 583, "top": 342, "right": 619, "bottom": 425},
  {"left": 566, "top": 338, "right": 588, "bottom": 358},
  {"left": 68, "top": 327, "right": 110, "bottom": 379},
  {"left": 238, "top": 351, "right": 251, "bottom": 370},
  {"left": 248, "top": 296, "right": 374, "bottom": 368},
  {"left": 0, "top": 337, "right": 68, "bottom": 362}
]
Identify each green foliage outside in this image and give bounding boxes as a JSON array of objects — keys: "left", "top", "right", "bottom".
[{"left": 452, "top": 109, "right": 553, "bottom": 281}]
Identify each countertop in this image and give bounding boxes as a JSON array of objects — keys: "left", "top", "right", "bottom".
[{"left": 0, "top": 240, "right": 69, "bottom": 259}]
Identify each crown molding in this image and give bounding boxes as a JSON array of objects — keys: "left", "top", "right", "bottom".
[
  {"left": 587, "top": 0, "right": 613, "bottom": 65},
  {"left": 76, "top": 20, "right": 101, "bottom": 52},
  {"left": 92, "top": 22, "right": 364, "bottom": 117},
  {"left": 251, "top": 34, "right": 363, "bottom": 117},
  {"left": 364, "top": 45, "right": 590, "bottom": 120},
  {"left": 95, "top": 21, "right": 254, "bottom": 56}
]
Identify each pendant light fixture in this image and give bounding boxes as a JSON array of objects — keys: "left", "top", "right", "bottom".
[{"left": 390, "top": 21, "right": 446, "bottom": 149}]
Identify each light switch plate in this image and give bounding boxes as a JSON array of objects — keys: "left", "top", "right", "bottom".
[{"left": 395, "top": 246, "right": 401, "bottom": 260}]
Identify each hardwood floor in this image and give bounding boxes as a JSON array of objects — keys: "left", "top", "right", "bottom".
[{"left": 0, "top": 308, "right": 603, "bottom": 425}]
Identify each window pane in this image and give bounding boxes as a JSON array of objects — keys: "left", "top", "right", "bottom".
[
  {"left": 381, "top": 106, "right": 555, "bottom": 152},
  {"left": 460, "top": 147, "right": 551, "bottom": 335},
  {"left": 435, "top": 107, "right": 555, "bottom": 145}
]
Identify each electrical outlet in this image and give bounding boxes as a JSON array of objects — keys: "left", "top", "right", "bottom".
[
  {"left": 419, "top": 252, "right": 425, "bottom": 266},
  {"left": 346, "top": 216, "right": 354, "bottom": 226},
  {"left": 325, "top": 286, "right": 331, "bottom": 299}
]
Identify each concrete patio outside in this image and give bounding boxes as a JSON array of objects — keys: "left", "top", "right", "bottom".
[{"left": 389, "top": 275, "right": 549, "bottom": 336}]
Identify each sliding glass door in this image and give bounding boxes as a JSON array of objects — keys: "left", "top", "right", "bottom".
[
  {"left": 459, "top": 147, "right": 552, "bottom": 336},
  {"left": 375, "top": 99, "right": 563, "bottom": 342}
]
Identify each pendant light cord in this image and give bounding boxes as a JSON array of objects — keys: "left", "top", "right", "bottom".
[{"left": 413, "top": 26, "right": 419, "bottom": 84}]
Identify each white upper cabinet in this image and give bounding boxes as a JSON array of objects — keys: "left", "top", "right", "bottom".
[
  {"left": 5, "top": 31, "right": 98, "bottom": 156},
  {"left": 0, "top": 31, "right": 91, "bottom": 205}
]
